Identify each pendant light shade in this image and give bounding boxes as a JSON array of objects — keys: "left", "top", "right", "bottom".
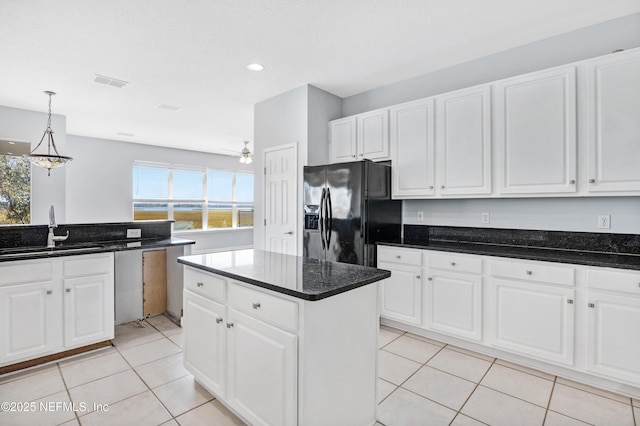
[
  {"left": 26, "top": 91, "right": 73, "bottom": 176},
  {"left": 239, "top": 141, "right": 253, "bottom": 164}
]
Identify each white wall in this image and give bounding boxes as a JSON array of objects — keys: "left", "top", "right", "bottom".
[
  {"left": 341, "top": 12, "right": 640, "bottom": 235},
  {"left": 0, "top": 105, "right": 68, "bottom": 224},
  {"left": 65, "top": 134, "right": 253, "bottom": 251},
  {"left": 253, "top": 85, "right": 309, "bottom": 252}
]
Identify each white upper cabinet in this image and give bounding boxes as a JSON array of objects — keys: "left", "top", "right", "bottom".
[
  {"left": 357, "top": 109, "right": 389, "bottom": 160},
  {"left": 330, "top": 109, "right": 390, "bottom": 163},
  {"left": 495, "top": 66, "right": 577, "bottom": 194},
  {"left": 390, "top": 98, "right": 436, "bottom": 197},
  {"left": 436, "top": 85, "right": 492, "bottom": 196},
  {"left": 586, "top": 49, "right": 640, "bottom": 193},
  {"left": 329, "top": 116, "right": 357, "bottom": 163}
]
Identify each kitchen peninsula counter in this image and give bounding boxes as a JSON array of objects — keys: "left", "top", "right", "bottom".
[
  {"left": 177, "top": 248, "right": 390, "bottom": 300},
  {"left": 178, "top": 249, "right": 387, "bottom": 425}
]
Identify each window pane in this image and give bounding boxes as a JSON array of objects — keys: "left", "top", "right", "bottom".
[
  {"left": 173, "top": 169, "right": 203, "bottom": 200},
  {"left": 207, "top": 203, "right": 232, "bottom": 228},
  {"left": 174, "top": 203, "right": 203, "bottom": 230},
  {"left": 236, "top": 204, "right": 254, "bottom": 227},
  {"left": 236, "top": 173, "right": 254, "bottom": 202},
  {"left": 0, "top": 155, "right": 31, "bottom": 224},
  {"left": 207, "top": 171, "right": 232, "bottom": 201},
  {"left": 133, "top": 203, "right": 168, "bottom": 221},
  {"left": 133, "top": 166, "right": 168, "bottom": 199}
]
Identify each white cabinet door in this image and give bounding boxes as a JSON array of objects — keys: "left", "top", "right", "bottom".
[
  {"left": 586, "top": 291, "right": 640, "bottom": 384},
  {"left": 378, "top": 262, "right": 422, "bottom": 326},
  {"left": 0, "top": 281, "right": 62, "bottom": 365},
  {"left": 489, "top": 278, "right": 575, "bottom": 366},
  {"left": 183, "top": 290, "right": 226, "bottom": 398},
  {"left": 63, "top": 274, "right": 114, "bottom": 348},
  {"left": 390, "top": 98, "right": 436, "bottom": 198},
  {"left": 425, "top": 271, "right": 482, "bottom": 341},
  {"left": 495, "top": 66, "right": 577, "bottom": 194},
  {"left": 586, "top": 49, "right": 640, "bottom": 193},
  {"left": 226, "top": 308, "right": 297, "bottom": 426},
  {"left": 329, "top": 116, "right": 357, "bottom": 163},
  {"left": 436, "top": 85, "right": 492, "bottom": 196},
  {"left": 357, "top": 109, "right": 389, "bottom": 161}
]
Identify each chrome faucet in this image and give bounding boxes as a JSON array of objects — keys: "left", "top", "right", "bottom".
[{"left": 47, "top": 205, "right": 69, "bottom": 248}]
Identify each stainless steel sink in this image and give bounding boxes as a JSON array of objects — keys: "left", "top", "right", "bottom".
[{"left": 0, "top": 245, "right": 105, "bottom": 258}]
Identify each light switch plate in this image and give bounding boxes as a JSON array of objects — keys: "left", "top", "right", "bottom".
[
  {"left": 417, "top": 212, "right": 424, "bottom": 222},
  {"left": 597, "top": 215, "right": 611, "bottom": 229},
  {"left": 481, "top": 213, "right": 490, "bottom": 224},
  {"left": 127, "top": 228, "right": 142, "bottom": 238}
]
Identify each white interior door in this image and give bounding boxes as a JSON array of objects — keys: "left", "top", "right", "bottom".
[{"left": 264, "top": 143, "right": 298, "bottom": 255}]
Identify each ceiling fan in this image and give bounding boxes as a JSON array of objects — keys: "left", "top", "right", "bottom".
[{"left": 219, "top": 141, "right": 253, "bottom": 164}]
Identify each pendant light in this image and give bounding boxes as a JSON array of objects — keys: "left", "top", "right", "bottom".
[
  {"left": 27, "top": 91, "right": 73, "bottom": 176},
  {"left": 239, "top": 141, "right": 252, "bottom": 164}
]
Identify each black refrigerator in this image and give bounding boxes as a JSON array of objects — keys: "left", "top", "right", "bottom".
[{"left": 303, "top": 160, "right": 402, "bottom": 267}]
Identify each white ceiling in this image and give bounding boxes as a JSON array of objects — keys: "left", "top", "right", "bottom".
[{"left": 1, "top": 1, "right": 639, "bottom": 156}]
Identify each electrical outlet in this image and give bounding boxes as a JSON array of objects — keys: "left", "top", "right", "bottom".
[
  {"left": 481, "top": 212, "right": 490, "bottom": 224},
  {"left": 598, "top": 215, "right": 611, "bottom": 229},
  {"left": 417, "top": 211, "right": 424, "bottom": 222},
  {"left": 127, "top": 228, "right": 142, "bottom": 238}
]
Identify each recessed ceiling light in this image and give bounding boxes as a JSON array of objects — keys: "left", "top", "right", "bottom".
[
  {"left": 157, "top": 104, "right": 182, "bottom": 112},
  {"left": 246, "top": 63, "right": 264, "bottom": 72},
  {"left": 8, "top": 141, "right": 15, "bottom": 145}
]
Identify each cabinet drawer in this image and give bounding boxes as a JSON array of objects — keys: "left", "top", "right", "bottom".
[
  {"left": 63, "top": 253, "right": 113, "bottom": 278},
  {"left": 378, "top": 246, "right": 422, "bottom": 266},
  {"left": 228, "top": 283, "right": 298, "bottom": 332},
  {"left": 184, "top": 267, "right": 226, "bottom": 303},
  {"left": 428, "top": 252, "right": 481, "bottom": 274},
  {"left": 490, "top": 259, "right": 574, "bottom": 286},
  {"left": 588, "top": 268, "right": 640, "bottom": 295},
  {"left": 0, "top": 259, "right": 54, "bottom": 286}
]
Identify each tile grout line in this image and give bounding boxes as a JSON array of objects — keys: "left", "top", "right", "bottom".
[
  {"left": 448, "top": 356, "right": 497, "bottom": 426},
  {"left": 56, "top": 362, "right": 81, "bottom": 426}
]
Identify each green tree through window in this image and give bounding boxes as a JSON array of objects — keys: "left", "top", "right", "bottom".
[{"left": 0, "top": 156, "right": 31, "bottom": 224}]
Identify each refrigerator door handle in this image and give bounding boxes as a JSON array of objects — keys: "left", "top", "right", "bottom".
[
  {"left": 326, "top": 188, "right": 332, "bottom": 248},
  {"left": 320, "top": 188, "right": 326, "bottom": 250}
]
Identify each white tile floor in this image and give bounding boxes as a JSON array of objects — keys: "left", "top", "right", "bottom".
[{"left": 0, "top": 318, "right": 637, "bottom": 425}]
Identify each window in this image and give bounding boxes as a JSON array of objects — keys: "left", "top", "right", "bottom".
[
  {"left": 132, "top": 163, "right": 253, "bottom": 231},
  {"left": 0, "top": 155, "right": 31, "bottom": 224}
]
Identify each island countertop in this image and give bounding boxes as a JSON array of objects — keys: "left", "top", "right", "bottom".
[{"left": 177, "top": 249, "right": 391, "bottom": 301}]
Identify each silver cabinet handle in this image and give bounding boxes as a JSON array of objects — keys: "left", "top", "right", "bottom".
[
  {"left": 284, "top": 231, "right": 293, "bottom": 235},
  {"left": 428, "top": 186, "right": 434, "bottom": 189},
  {"left": 65, "top": 288, "right": 71, "bottom": 293},
  {"left": 567, "top": 299, "right": 574, "bottom": 304},
  {"left": 570, "top": 180, "right": 576, "bottom": 184},
  {"left": 416, "top": 275, "right": 421, "bottom": 279},
  {"left": 46, "top": 290, "right": 52, "bottom": 295},
  {"left": 451, "top": 262, "right": 456, "bottom": 266},
  {"left": 227, "top": 322, "right": 234, "bottom": 328},
  {"left": 216, "top": 317, "right": 223, "bottom": 324},
  {"left": 588, "top": 303, "right": 595, "bottom": 308},
  {"left": 427, "top": 277, "right": 433, "bottom": 281},
  {"left": 252, "top": 302, "right": 261, "bottom": 309},
  {"left": 589, "top": 179, "right": 596, "bottom": 184},
  {"left": 359, "top": 153, "right": 364, "bottom": 156},
  {"left": 352, "top": 155, "right": 356, "bottom": 158},
  {"left": 441, "top": 185, "right": 445, "bottom": 189},
  {"left": 526, "top": 270, "right": 533, "bottom": 275},
  {"left": 396, "top": 255, "right": 401, "bottom": 259},
  {"left": 197, "top": 282, "right": 204, "bottom": 287}
]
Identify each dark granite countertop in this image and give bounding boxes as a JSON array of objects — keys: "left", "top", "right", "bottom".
[
  {"left": 380, "top": 239, "right": 640, "bottom": 271},
  {"left": 178, "top": 249, "right": 390, "bottom": 301},
  {"left": 0, "top": 237, "right": 194, "bottom": 262}
]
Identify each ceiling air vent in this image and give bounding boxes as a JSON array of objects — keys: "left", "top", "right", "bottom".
[
  {"left": 157, "top": 104, "right": 181, "bottom": 112},
  {"left": 94, "top": 74, "right": 129, "bottom": 88}
]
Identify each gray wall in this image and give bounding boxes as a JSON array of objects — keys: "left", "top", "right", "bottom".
[
  {"left": 307, "top": 86, "right": 343, "bottom": 166},
  {"left": 340, "top": 12, "right": 640, "bottom": 235},
  {"left": 343, "top": 13, "right": 640, "bottom": 115},
  {"left": 66, "top": 134, "right": 254, "bottom": 252}
]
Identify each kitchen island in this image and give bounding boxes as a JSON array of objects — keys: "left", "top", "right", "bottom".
[{"left": 177, "top": 249, "right": 390, "bottom": 426}]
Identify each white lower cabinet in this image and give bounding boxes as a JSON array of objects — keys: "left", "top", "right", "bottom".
[
  {"left": 425, "top": 252, "right": 483, "bottom": 341},
  {"left": 488, "top": 277, "right": 575, "bottom": 366},
  {"left": 586, "top": 268, "right": 640, "bottom": 385},
  {"left": 183, "top": 265, "right": 378, "bottom": 425},
  {"left": 226, "top": 308, "right": 297, "bottom": 426},
  {"left": 0, "top": 253, "right": 114, "bottom": 367},
  {"left": 378, "top": 246, "right": 423, "bottom": 326}
]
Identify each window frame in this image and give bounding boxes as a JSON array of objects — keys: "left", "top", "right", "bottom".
[{"left": 132, "top": 161, "right": 254, "bottom": 232}]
